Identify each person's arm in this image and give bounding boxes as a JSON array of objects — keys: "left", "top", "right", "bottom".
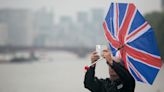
[
  {"left": 84, "top": 65, "right": 102, "bottom": 92},
  {"left": 110, "top": 61, "right": 135, "bottom": 91},
  {"left": 84, "top": 51, "right": 102, "bottom": 92},
  {"left": 102, "top": 49, "right": 135, "bottom": 91}
]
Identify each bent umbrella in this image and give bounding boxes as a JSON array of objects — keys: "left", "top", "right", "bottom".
[{"left": 103, "top": 2, "right": 163, "bottom": 85}]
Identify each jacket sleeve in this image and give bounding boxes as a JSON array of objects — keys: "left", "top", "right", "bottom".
[
  {"left": 110, "top": 61, "right": 135, "bottom": 91},
  {"left": 84, "top": 66, "right": 102, "bottom": 92}
]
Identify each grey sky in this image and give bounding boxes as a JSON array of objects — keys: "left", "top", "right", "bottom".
[{"left": 0, "top": 0, "right": 161, "bottom": 19}]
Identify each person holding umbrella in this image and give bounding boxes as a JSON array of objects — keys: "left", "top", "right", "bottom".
[{"left": 84, "top": 48, "right": 135, "bottom": 92}]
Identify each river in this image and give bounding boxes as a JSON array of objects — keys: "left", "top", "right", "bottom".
[{"left": 0, "top": 51, "right": 163, "bottom": 92}]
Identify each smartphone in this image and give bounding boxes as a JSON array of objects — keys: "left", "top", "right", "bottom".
[{"left": 96, "top": 45, "right": 106, "bottom": 57}]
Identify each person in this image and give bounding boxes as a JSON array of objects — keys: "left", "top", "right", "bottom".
[{"left": 84, "top": 48, "right": 135, "bottom": 92}]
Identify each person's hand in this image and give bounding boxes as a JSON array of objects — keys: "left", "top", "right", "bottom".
[
  {"left": 102, "top": 48, "right": 113, "bottom": 65},
  {"left": 90, "top": 51, "right": 100, "bottom": 64}
]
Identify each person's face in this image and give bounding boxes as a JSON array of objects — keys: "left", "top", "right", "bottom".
[{"left": 108, "top": 65, "right": 119, "bottom": 80}]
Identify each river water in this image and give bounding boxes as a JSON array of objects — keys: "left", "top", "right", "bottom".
[{"left": 0, "top": 51, "right": 163, "bottom": 92}]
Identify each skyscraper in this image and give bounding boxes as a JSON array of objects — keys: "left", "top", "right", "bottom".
[
  {"left": 0, "top": 9, "right": 34, "bottom": 46},
  {"left": 33, "top": 7, "right": 54, "bottom": 46},
  {"left": 0, "top": 23, "right": 8, "bottom": 46},
  {"left": 77, "top": 11, "right": 89, "bottom": 24}
]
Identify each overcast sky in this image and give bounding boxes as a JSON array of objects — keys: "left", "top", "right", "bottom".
[{"left": 0, "top": 0, "right": 162, "bottom": 20}]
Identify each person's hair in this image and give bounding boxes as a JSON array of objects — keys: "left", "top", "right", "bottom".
[{"left": 106, "top": 60, "right": 125, "bottom": 67}]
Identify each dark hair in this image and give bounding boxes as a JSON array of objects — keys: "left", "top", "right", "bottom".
[{"left": 106, "top": 60, "right": 125, "bottom": 67}]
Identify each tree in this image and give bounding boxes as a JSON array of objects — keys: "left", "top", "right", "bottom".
[{"left": 145, "top": 12, "right": 164, "bottom": 60}]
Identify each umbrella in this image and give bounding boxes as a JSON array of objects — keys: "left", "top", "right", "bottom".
[{"left": 103, "top": 2, "right": 163, "bottom": 85}]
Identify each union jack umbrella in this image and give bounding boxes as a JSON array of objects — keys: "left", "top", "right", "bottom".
[{"left": 103, "top": 2, "right": 163, "bottom": 85}]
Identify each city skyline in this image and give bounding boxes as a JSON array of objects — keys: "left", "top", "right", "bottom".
[
  {"left": 0, "top": 0, "right": 162, "bottom": 48},
  {"left": 0, "top": 8, "right": 106, "bottom": 47}
]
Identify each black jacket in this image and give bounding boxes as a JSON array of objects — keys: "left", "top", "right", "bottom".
[{"left": 84, "top": 61, "right": 135, "bottom": 92}]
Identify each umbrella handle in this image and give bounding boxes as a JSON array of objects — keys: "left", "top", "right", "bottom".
[
  {"left": 89, "top": 58, "right": 104, "bottom": 67},
  {"left": 84, "top": 58, "right": 104, "bottom": 70},
  {"left": 84, "top": 46, "right": 124, "bottom": 70},
  {"left": 85, "top": 54, "right": 116, "bottom": 68}
]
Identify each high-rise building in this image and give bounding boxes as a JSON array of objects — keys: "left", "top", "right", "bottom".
[
  {"left": 0, "top": 9, "right": 34, "bottom": 46},
  {"left": 0, "top": 23, "right": 8, "bottom": 46},
  {"left": 33, "top": 7, "right": 54, "bottom": 46},
  {"left": 58, "top": 16, "right": 76, "bottom": 47},
  {"left": 77, "top": 11, "right": 89, "bottom": 24}
]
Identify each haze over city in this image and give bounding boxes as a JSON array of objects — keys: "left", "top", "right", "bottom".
[
  {"left": 0, "top": 0, "right": 162, "bottom": 21},
  {"left": 0, "top": 0, "right": 163, "bottom": 92}
]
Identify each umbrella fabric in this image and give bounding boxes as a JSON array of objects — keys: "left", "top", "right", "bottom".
[{"left": 103, "top": 2, "right": 162, "bottom": 85}]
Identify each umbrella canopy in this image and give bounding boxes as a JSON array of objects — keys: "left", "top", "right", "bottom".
[{"left": 103, "top": 2, "right": 163, "bottom": 85}]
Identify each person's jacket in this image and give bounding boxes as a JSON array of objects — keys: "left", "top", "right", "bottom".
[{"left": 84, "top": 61, "right": 135, "bottom": 92}]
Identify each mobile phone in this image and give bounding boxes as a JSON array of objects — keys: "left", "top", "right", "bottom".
[{"left": 96, "top": 45, "right": 106, "bottom": 57}]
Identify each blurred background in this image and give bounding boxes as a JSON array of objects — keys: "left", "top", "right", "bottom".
[{"left": 0, "top": 0, "right": 163, "bottom": 92}]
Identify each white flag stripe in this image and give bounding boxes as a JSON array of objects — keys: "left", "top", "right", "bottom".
[{"left": 126, "top": 23, "right": 151, "bottom": 43}]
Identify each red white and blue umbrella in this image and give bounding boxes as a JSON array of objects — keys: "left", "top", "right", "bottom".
[{"left": 103, "top": 2, "right": 163, "bottom": 85}]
